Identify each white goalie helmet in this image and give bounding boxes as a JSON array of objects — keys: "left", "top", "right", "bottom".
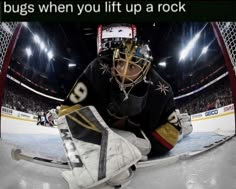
[
  {"left": 97, "top": 23, "right": 137, "bottom": 56},
  {"left": 112, "top": 39, "right": 153, "bottom": 95}
]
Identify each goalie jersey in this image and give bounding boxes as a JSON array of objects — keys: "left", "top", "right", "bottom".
[{"left": 62, "top": 55, "right": 181, "bottom": 157}]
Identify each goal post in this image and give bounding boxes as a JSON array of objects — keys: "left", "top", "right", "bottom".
[
  {"left": 211, "top": 22, "right": 236, "bottom": 134},
  {"left": 0, "top": 22, "right": 22, "bottom": 138}
]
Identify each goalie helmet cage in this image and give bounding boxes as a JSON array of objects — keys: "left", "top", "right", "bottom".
[
  {"left": 0, "top": 22, "right": 236, "bottom": 138},
  {"left": 0, "top": 22, "right": 22, "bottom": 138}
]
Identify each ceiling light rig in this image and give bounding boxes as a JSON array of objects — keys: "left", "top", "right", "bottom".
[
  {"left": 179, "top": 23, "right": 209, "bottom": 62},
  {"left": 32, "top": 33, "right": 54, "bottom": 60}
]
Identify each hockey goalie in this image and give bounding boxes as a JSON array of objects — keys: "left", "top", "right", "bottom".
[{"left": 50, "top": 24, "right": 193, "bottom": 189}]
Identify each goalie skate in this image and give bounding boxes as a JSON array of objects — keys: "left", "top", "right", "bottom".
[{"left": 57, "top": 105, "right": 142, "bottom": 189}]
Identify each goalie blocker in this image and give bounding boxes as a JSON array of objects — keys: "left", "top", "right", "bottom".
[{"left": 57, "top": 105, "right": 142, "bottom": 189}]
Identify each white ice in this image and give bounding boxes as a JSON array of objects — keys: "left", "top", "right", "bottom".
[{"left": 0, "top": 111, "right": 235, "bottom": 189}]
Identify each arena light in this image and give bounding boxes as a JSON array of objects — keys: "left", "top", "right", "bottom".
[
  {"left": 25, "top": 47, "right": 32, "bottom": 57},
  {"left": 33, "top": 34, "right": 41, "bottom": 44},
  {"left": 40, "top": 41, "right": 45, "bottom": 50},
  {"left": 179, "top": 32, "right": 201, "bottom": 61},
  {"left": 158, "top": 61, "right": 166, "bottom": 67},
  {"left": 201, "top": 46, "right": 208, "bottom": 55},
  {"left": 68, "top": 63, "right": 76, "bottom": 67},
  {"left": 33, "top": 34, "right": 55, "bottom": 60},
  {"left": 22, "top": 22, "right": 28, "bottom": 27},
  {"left": 47, "top": 50, "right": 54, "bottom": 60}
]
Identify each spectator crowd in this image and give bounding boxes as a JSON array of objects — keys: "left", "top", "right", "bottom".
[
  {"left": 2, "top": 79, "right": 59, "bottom": 115},
  {"left": 176, "top": 77, "right": 233, "bottom": 115},
  {"left": 2, "top": 77, "right": 233, "bottom": 116}
]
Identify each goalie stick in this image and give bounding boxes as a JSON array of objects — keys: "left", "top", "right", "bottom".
[
  {"left": 11, "top": 134, "right": 234, "bottom": 170},
  {"left": 11, "top": 148, "right": 69, "bottom": 169}
]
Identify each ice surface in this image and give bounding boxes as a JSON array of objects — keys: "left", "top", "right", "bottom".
[{"left": 0, "top": 113, "right": 235, "bottom": 189}]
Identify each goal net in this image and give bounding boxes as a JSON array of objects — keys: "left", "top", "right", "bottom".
[
  {"left": 211, "top": 22, "right": 236, "bottom": 131},
  {"left": 0, "top": 22, "right": 21, "bottom": 137}
]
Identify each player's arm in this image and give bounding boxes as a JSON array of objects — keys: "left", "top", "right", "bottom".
[
  {"left": 62, "top": 65, "right": 96, "bottom": 108},
  {"left": 60, "top": 55, "right": 111, "bottom": 116},
  {"left": 46, "top": 60, "right": 98, "bottom": 124},
  {"left": 150, "top": 89, "right": 182, "bottom": 151},
  {"left": 44, "top": 65, "right": 94, "bottom": 125}
]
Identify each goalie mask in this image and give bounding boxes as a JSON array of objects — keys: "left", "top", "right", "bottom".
[{"left": 112, "top": 39, "right": 153, "bottom": 98}]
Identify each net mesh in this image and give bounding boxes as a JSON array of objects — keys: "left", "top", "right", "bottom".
[
  {"left": 216, "top": 22, "right": 236, "bottom": 74},
  {"left": 0, "top": 22, "right": 19, "bottom": 137},
  {"left": 0, "top": 22, "right": 19, "bottom": 73}
]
